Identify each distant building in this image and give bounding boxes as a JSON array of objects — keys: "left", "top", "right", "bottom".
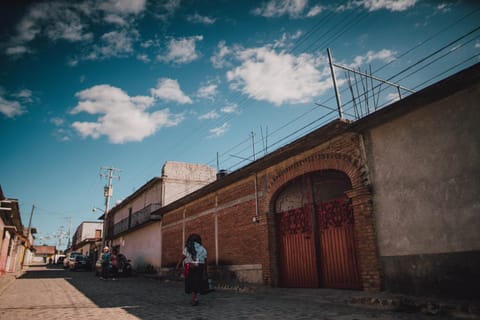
[
  {"left": 32, "top": 245, "right": 56, "bottom": 263},
  {"left": 102, "top": 161, "right": 217, "bottom": 270},
  {"left": 0, "top": 186, "right": 35, "bottom": 273},
  {"left": 71, "top": 221, "right": 103, "bottom": 259}
]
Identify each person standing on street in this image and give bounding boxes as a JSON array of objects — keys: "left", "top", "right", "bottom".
[
  {"left": 110, "top": 248, "right": 119, "bottom": 280},
  {"left": 176, "top": 233, "right": 207, "bottom": 306},
  {"left": 100, "top": 246, "right": 111, "bottom": 280}
]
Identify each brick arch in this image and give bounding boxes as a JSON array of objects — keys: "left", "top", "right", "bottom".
[
  {"left": 265, "top": 150, "right": 381, "bottom": 291},
  {"left": 266, "top": 151, "right": 366, "bottom": 206}
]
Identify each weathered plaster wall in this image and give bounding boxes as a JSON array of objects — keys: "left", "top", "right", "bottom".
[
  {"left": 366, "top": 84, "right": 480, "bottom": 256},
  {"left": 162, "top": 161, "right": 217, "bottom": 206},
  {"left": 80, "top": 222, "right": 103, "bottom": 240},
  {"left": 364, "top": 82, "right": 480, "bottom": 297},
  {"left": 112, "top": 221, "right": 162, "bottom": 270}
]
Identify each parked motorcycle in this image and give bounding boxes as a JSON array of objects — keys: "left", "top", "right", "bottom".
[
  {"left": 95, "top": 253, "right": 133, "bottom": 277},
  {"left": 116, "top": 253, "right": 133, "bottom": 276}
]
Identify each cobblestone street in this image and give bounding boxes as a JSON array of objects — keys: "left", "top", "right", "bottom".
[{"left": 0, "top": 264, "right": 475, "bottom": 320}]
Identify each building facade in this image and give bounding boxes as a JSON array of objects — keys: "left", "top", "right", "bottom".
[
  {"left": 71, "top": 221, "right": 103, "bottom": 259},
  {"left": 150, "top": 64, "right": 479, "bottom": 298},
  {"left": 0, "top": 186, "right": 34, "bottom": 274},
  {"left": 105, "top": 161, "right": 217, "bottom": 270}
]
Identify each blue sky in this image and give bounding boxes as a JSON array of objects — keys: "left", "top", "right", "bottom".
[{"left": 1, "top": 0, "right": 479, "bottom": 248}]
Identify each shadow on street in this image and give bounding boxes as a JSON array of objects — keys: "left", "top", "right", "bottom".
[{"left": 20, "top": 263, "right": 196, "bottom": 319}]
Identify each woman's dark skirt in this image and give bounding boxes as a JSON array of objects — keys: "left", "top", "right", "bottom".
[{"left": 185, "top": 263, "right": 205, "bottom": 294}]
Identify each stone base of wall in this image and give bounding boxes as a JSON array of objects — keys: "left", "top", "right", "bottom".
[
  {"left": 158, "top": 264, "right": 263, "bottom": 287},
  {"left": 209, "top": 264, "right": 263, "bottom": 285},
  {"left": 381, "top": 250, "right": 480, "bottom": 299}
]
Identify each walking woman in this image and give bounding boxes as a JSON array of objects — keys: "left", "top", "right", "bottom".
[{"left": 177, "top": 233, "right": 207, "bottom": 306}]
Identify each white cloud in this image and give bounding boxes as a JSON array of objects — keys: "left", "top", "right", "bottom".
[
  {"left": 51, "top": 117, "right": 65, "bottom": 126},
  {"left": 137, "top": 54, "right": 150, "bottom": 63},
  {"left": 70, "top": 84, "right": 184, "bottom": 144},
  {"left": 350, "top": 49, "right": 396, "bottom": 68},
  {"left": 6, "top": 2, "right": 93, "bottom": 56},
  {"left": 209, "top": 122, "right": 229, "bottom": 137},
  {"left": 5, "top": 0, "right": 146, "bottom": 57},
  {"left": 187, "top": 13, "right": 216, "bottom": 24},
  {"left": 197, "top": 83, "right": 218, "bottom": 101},
  {"left": 273, "top": 31, "right": 302, "bottom": 49},
  {"left": 99, "top": 0, "right": 146, "bottom": 15},
  {"left": 211, "top": 41, "right": 232, "bottom": 69},
  {"left": 13, "top": 89, "right": 33, "bottom": 102},
  {"left": 157, "top": 36, "right": 203, "bottom": 64},
  {"left": 0, "top": 88, "right": 34, "bottom": 118},
  {"left": 5, "top": 46, "right": 30, "bottom": 56},
  {"left": 150, "top": 78, "right": 192, "bottom": 104},
  {"left": 199, "top": 110, "right": 220, "bottom": 120},
  {"left": 227, "top": 46, "right": 330, "bottom": 106},
  {"left": 385, "top": 92, "right": 401, "bottom": 103},
  {"left": 100, "top": 0, "right": 147, "bottom": 25},
  {"left": 354, "top": 0, "right": 417, "bottom": 12},
  {"left": 45, "top": 14, "right": 93, "bottom": 42},
  {"left": 150, "top": 0, "right": 181, "bottom": 21},
  {"left": 0, "top": 96, "right": 25, "bottom": 118},
  {"left": 85, "top": 29, "right": 138, "bottom": 60},
  {"left": 307, "top": 5, "right": 323, "bottom": 17},
  {"left": 220, "top": 103, "right": 239, "bottom": 114},
  {"left": 253, "top": 0, "right": 308, "bottom": 18},
  {"left": 53, "top": 128, "right": 72, "bottom": 142}
]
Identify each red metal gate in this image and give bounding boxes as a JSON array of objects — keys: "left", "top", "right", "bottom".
[
  {"left": 316, "top": 197, "right": 362, "bottom": 289},
  {"left": 277, "top": 198, "right": 361, "bottom": 289},
  {"left": 276, "top": 205, "right": 318, "bottom": 287}
]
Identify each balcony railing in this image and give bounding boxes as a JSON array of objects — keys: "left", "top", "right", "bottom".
[{"left": 111, "top": 203, "right": 161, "bottom": 237}]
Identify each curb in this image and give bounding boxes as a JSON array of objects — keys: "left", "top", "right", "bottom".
[{"left": 349, "top": 296, "right": 480, "bottom": 319}]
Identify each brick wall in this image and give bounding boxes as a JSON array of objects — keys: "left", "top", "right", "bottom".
[{"left": 161, "top": 132, "right": 381, "bottom": 290}]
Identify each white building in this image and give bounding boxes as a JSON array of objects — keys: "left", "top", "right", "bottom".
[{"left": 104, "top": 161, "right": 217, "bottom": 271}]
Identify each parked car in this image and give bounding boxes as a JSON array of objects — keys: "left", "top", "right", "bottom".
[
  {"left": 95, "top": 253, "right": 132, "bottom": 277},
  {"left": 56, "top": 256, "right": 65, "bottom": 265},
  {"left": 64, "top": 252, "right": 82, "bottom": 268},
  {"left": 69, "top": 255, "right": 92, "bottom": 271}
]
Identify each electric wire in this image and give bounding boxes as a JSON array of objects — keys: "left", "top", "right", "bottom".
[{"left": 119, "top": 6, "right": 480, "bottom": 204}]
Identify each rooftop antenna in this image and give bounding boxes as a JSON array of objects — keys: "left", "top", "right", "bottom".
[{"left": 327, "top": 48, "right": 415, "bottom": 119}]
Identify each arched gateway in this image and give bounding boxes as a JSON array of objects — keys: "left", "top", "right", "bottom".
[
  {"left": 267, "top": 148, "right": 381, "bottom": 291},
  {"left": 274, "top": 170, "right": 361, "bottom": 289}
]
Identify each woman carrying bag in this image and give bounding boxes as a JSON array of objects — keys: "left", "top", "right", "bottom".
[{"left": 176, "top": 233, "right": 208, "bottom": 306}]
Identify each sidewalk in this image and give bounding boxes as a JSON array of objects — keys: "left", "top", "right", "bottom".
[{"left": 0, "top": 266, "right": 27, "bottom": 295}]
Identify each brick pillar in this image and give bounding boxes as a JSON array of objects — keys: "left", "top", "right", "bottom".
[{"left": 346, "top": 187, "right": 382, "bottom": 292}]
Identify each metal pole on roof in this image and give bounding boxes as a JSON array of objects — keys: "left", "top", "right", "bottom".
[
  {"left": 251, "top": 131, "right": 260, "bottom": 223},
  {"left": 327, "top": 48, "right": 343, "bottom": 119}
]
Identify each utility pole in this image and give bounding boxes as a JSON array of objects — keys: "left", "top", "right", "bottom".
[
  {"left": 65, "top": 217, "right": 72, "bottom": 250},
  {"left": 99, "top": 166, "right": 121, "bottom": 249},
  {"left": 21, "top": 204, "right": 35, "bottom": 267}
]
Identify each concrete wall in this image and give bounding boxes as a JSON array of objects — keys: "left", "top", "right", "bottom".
[
  {"left": 81, "top": 222, "right": 103, "bottom": 240},
  {"left": 112, "top": 221, "right": 162, "bottom": 270},
  {"left": 364, "top": 81, "right": 480, "bottom": 297},
  {"left": 162, "top": 161, "right": 217, "bottom": 206}
]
